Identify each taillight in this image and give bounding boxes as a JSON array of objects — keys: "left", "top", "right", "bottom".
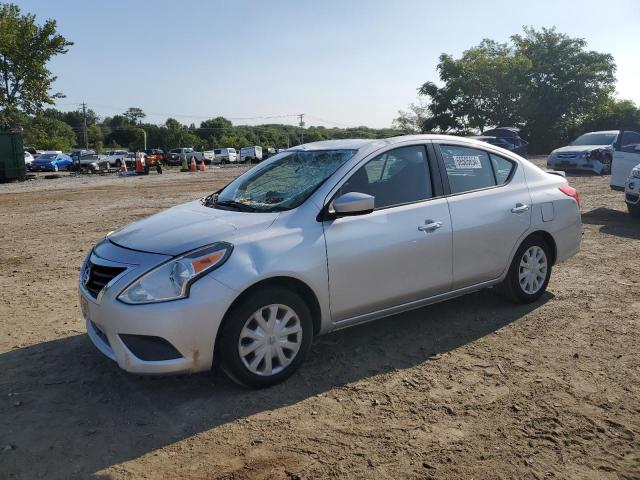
[{"left": 559, "top": 185, "right": 580, "bottom": 207}]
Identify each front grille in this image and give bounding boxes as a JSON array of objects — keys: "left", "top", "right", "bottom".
[
  {"left": 85, "top": 261, "right": 126, "bottom": 298},
  {"left": 557, "top": 153, "right": 577, "bottom": 159}
]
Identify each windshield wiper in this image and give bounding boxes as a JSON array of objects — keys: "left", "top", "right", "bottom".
[{"left": 214, "top": 200, "right": 258, "bottom": 212}]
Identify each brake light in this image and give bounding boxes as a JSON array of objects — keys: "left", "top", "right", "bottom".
[{"left": 559, "top": 185, "right": 580, "bottom": 207}]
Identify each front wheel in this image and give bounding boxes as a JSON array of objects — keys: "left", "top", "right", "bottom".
[
  {"left": 628, "top": 203, "right": 640, "bottom": 219},
  {"left": 600, "top": 156, "right": 612, "bottom": 175},
  {"left": 218, "top": 286, "right": 313, "bottom": 388},
  {"left": 498, "top": 236, "right": 552, "bottom": 303}
]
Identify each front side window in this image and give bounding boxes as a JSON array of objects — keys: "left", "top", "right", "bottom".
[
  {"left": 620, "top": 131, "right": 640, "bottom": 151},
  {"left": 338, "top": 145, "right": 432, "bottom": 209},
  {"left": 440, "top": 145, "right": 497, "bottom": 194},
  {"left": 215, "top": 149, "right": 356, "bottom": 212}
]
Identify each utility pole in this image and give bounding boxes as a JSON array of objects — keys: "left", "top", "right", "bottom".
[
  {"left": 298, "top": 113, "right": 304, "bottom": 145},
  {"left": 81, "top": 102, "right": 88, "bottom": 149}
]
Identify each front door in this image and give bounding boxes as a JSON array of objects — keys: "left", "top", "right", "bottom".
[
  {"left": 611, "top": 131, "right": 640, "bottom": 189},
  {"left": 323, "top": 144, "right": 453, "bottom": 322}
]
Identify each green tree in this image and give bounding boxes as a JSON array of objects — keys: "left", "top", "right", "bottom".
[
  {"left": 23, "top": 116, "right": 75, "bottom": 150},
  {"left": 419, "top": 27, "right": 617, "bottom": 152},
  {"left": 392, "top": 100, "right": 430, "bottom": 133},
  {"left": 123, "top": 107, "right": 145, "bottom": 125},
  {"left": 0, "top": 3, "right": 72, "bottom": 127}
]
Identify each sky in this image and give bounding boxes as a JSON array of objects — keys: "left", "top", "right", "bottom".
[{"left": 16, "top": 0, "right": 640, "bottom": 129}]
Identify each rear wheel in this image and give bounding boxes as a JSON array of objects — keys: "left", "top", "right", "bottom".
[
  {"left": 498, "top": 235, "right": 551, "bottom": 303},
  {"left": 219, "top": 286, "right": 313, "bottom": 388},
  {"left": 628, "top": 203, "right": 640, "bottom": 219}
]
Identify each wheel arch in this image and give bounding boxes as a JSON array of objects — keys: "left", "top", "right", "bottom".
[
  {"left": 522, "top": 230, "right": 557, "bottom": 265},
  {"left": 213, "top": 275, "right": 322, "bottom": 367}
]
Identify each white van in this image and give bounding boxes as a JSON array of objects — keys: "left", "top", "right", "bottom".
[
  {"left": 213, "top": 147, "right": 237, "bottom": 164},
  {"left": 240, "top": 146, "right": 263, "bottom": 163}
]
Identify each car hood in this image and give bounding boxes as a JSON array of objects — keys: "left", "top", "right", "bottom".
[
  {"left": 552, "top": 145, "right": 611, "bottom": 154},
  {"left": 108, "top": 200, "right": 279, "bottom": 256},
  {"left": 33, "top": 158, "right": 56, "bottom": 164}
]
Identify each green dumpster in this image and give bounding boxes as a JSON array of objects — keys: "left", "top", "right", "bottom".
[{"left": 0, "top": 132, "right": 25, "bottom": 181}]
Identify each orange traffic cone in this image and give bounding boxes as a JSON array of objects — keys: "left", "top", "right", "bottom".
[
  {"left": 135, "top": 152, "right": 144, "bottom": 174},
  {"left": 119, "top": 159, "right": 127, "bottom": 173},
  {"left": 199, "top": 158, "right": 206, "bottom": 171},
  {"left": 190, "top": 156, "right": 197, "bottom": 172}
]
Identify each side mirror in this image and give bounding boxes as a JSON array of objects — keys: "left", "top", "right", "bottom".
[{"left": 331, "top": 192, "right": 375, "bottom": 217}]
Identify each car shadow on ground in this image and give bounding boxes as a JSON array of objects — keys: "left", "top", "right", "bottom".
[
  {"left": 1, "top": 289, "right": 551, "bottom": 478},
  {"left": 581, "top": 207, "right": 640, "bottom": 239}
]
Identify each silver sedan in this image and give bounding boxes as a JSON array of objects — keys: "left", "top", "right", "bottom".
[{"left": 80, "top": 135, "right": 582, "bottom": 387}]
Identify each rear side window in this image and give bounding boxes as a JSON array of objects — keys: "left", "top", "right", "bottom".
[
  {"left": 440, "top": 145, "right": 496, "bottom": 194},
  {"left": 339, "top": 145, "right": 432, "bottom": 209},
  {"left": 490, "top": 154, "right": 515, "bottom": 184}
]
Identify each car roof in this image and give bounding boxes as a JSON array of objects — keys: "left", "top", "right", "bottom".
[{"left": 292, "top": 134, "right": 512, "bottom": 152}]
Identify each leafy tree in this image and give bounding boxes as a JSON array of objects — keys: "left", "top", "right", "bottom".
[
  {"left": 392, "top": 100, "right": 430, "bottom": 133},
  {"left": 23, "top": 115, "right": 75, "bottom": 150},
  {"left": 0, "top": 3, "right": 72, "bottom": 127},
  {"left": 419, "top": 27, "right": 617, "bottom": 152},
  {"left": 123, "top": 107, "right": 145, "bottom": 125}
]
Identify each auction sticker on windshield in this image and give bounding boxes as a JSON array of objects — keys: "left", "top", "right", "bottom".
[{"left": 453, "top": 155, "right": 482, "bottom": 169}]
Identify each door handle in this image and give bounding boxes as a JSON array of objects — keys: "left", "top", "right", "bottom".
[
  {"left": 511, "top": 203, "right": 529, "bottom": 214},
  {"left": 418, "top": 220, "right": 443, "bottom": 232}
]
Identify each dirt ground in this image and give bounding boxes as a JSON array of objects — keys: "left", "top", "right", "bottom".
[{"left": 1, "top": 159, "right": 639, "bottom": 480}]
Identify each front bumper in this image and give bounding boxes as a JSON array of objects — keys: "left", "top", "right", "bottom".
[
  {"left": 625, "top": 178, "right": 640, "bottom": 206},
  {"left": 80, "top": 239, "right": 238, "bottom": 375},
  {"left": 547, "top": 156, "right": 603, "bottom": 174}
]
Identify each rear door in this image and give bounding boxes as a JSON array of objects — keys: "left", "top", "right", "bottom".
[
  {"left": 435, "top": 142, "right": 531, "bottom": 289},
  {"left": 611, "top": 131, "right": 640, "bottom": 189},
  {"left": 323, "top": 143, "right": 453, "bottom": 322}
]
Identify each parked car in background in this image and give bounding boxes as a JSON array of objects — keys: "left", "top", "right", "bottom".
[
  {"left": 23, "top": 151, "right": 34, "bottom": 167},
  {"left": 624, "top": 163, "right": 640, "bottom": 218},
  {"left": 547, "top": 130, "right": 621, "bottom": 175},
  {"left": 240, "top": 145, "right": 263, "bottom": 163},
  {"left": 75, "top": 153, "right": 112, "bottom": 172},
  {"left": 124, "top": 152, "right": 148, "bottom": 171},
  {"left": 610, "top": 130, "right": 640, "bottom": 191},
  {"left": 166, "top": 148, "right": 204, "bottom": 166},
  {"left": 212, "top": 147, "right": 237, "bottom": 164},
  {"left": 28, "top": 152, "right": 72, "bottom": 172},
  {"left": 70, "top": 149, "right": 97, "bottom": 171},
  {"left": 103, "top": 150, "right": 129, "bottom": 168},
  {"left": 80, "top": 135, "right": 581, "bottom": 387},
  {"left": 474, "top": 127, "right": 528, "bottom": 157}
]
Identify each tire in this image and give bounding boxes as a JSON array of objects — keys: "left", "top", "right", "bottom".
[
  {"left": 218, "top": 286, "right": 313, "bottom": 388},
  {"left": 628, "top": 203, "right": 640, "bottom": 219},
  {"left": 498, "top": 235, "right": 552, "bottom": 304},
  {"left": 600, "top": 155, "right": 612, "bottom": 175}
]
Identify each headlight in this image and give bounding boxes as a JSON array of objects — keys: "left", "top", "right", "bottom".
[
  {"left": 632, "top": 167, "right": 640, "bottom": 179},
  {"left": 118, "top": 242, "right": 233, "bottom": 304}
]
